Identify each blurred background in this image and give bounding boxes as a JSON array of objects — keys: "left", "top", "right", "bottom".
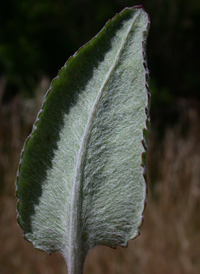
[{"left": 0, "top": 0, "right": 200, "bottom": 273}]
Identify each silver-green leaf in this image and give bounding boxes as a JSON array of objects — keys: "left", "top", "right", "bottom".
[{"left": 16, "top": 6, "right": 150, "bottom": 274}]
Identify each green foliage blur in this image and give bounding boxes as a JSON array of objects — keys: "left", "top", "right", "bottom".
[{"left": 0, "top": 0, "right": 199, "bottom": 108}]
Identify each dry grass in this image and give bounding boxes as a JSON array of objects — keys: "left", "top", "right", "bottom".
[{"left": 0, "top": 81, "right": 200, "bottom": 274}]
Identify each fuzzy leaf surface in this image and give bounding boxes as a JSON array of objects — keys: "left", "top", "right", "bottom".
[{"left": 16, "top": 6, "right": 150, "bottom": 274}]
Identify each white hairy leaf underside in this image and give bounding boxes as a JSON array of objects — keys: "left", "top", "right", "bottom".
[{"left": 18, "top": 7, "right": 149, "bottom": 274}]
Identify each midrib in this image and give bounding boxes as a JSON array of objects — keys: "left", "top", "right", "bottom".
[{"left": 67, "top": 11, "right": 139, "bottom": 274}]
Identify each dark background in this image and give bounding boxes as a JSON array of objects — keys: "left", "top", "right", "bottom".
[{"left": 0, "top": 0, "right": 200, "bottom": 273}]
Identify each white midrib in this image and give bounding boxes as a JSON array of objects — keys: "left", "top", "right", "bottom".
[{"left": 67, "top": 12, "right": 139, "bottom": 274}]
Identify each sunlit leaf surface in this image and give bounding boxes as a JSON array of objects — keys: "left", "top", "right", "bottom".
[{"left": 16, "top": 6, "right": 150, "bottom": 274}]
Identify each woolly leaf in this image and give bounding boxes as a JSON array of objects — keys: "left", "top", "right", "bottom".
[{"left": 16, "top": 6, "right": 150, "bottom": 274}]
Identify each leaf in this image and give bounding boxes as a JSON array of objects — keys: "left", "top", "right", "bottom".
[{"left": 16, "top": 6, "right": 150, "bottom": 274}]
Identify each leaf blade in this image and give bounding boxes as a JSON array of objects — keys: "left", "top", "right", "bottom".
[{"left": 16, "top": 6, "right": 150, "bottom": 274}]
